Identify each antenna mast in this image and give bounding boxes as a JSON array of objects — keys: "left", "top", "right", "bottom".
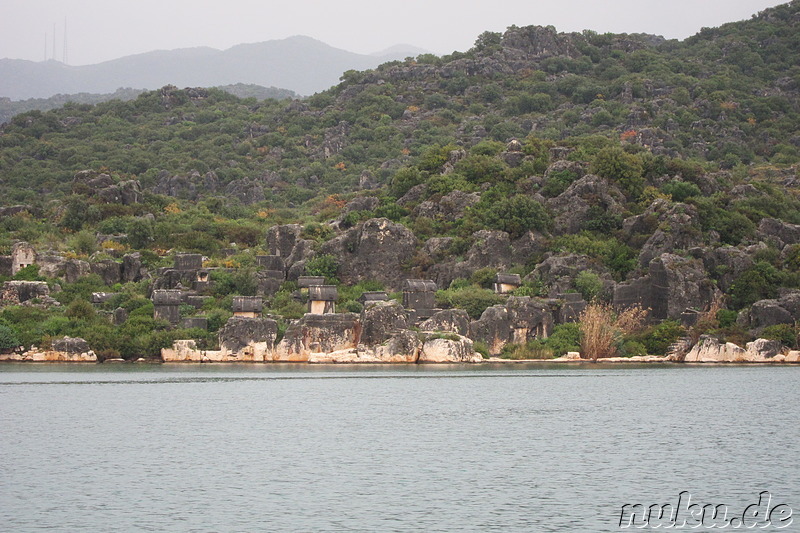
[
  {"left": 63, "top": 18, "right": 68, "bottom": 64},
  {"left": 52, "top": 23, "right": 56, "bottom": 62}
]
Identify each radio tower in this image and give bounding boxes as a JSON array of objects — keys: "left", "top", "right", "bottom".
[
  {"left": 63, "top": 18, "right": 68, "bottom": 64},
  {"left": 52, "top": 23, "right": 56, "bottom": 62}
]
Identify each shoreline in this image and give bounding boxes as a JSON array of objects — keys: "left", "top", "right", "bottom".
[{"left": 2, "top": 357, "right": 799, "bottom": 365}]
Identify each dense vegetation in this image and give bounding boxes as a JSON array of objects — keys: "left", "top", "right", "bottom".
[{"left": 0, "top": 1, "right": 799, "bottom": 358}]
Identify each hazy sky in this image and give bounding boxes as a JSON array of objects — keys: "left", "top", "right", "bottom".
[{"left": 0, "top": 0, "right": 788, "bottom": 65}]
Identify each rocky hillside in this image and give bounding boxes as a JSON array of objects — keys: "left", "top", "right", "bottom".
[
  {"left": 0, "top": 84, "right": 297, "bottom": 125},
  {"left": 0, "top": 1, "right": 798, "bottom": 360}
]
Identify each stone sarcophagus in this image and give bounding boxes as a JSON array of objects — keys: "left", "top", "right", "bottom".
[
  {"left": 493, "top": 273, "right": 522, "bottom": 294},
  {"left": 174, "top": 253, "right": 203, "bottom": 271},
  {"left": 152, "top": 289, "right": 182, "bottom": 326},
  {"left": 308, "top": 285, "right": 337, "bottom": 315},
  {"left": 232, "top": 296, "right": 263, "bottom": 318},
  {"left": 402, "top": 279, "right": 437, "bottom": 320}
]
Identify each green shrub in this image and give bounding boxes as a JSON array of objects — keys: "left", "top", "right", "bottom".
[
  {"left": 305, "top": 254, "right": 340, "bottom": 283},
  {"left": 661, "top": 180, "right": 702, "bottom": 202},
  {"left": 0, "top": 324, "right": 20, "bottom": 350},
  {"left": 620, "top": 340, "right": 648, "bottom": 357},
  {"left": 436, "top": 286, "right": 503, "bottom": 319},
  {"left": 12, "top": 265, "right": 44, "bottom": 281},
  {"left": 760, "top": 324, "right": 797, "bottom": 349},
  {"left": 65, "top": 299, "right": 95, "bottom": 321},
  {"left": 729, "top": 261, "right": 783, "bottom": 309},
  {"left": 590, "top": 146, "right": 645, "bottom": 198},
  {"left": 544, "top": 323, "right": 581, "bottom": 356},
  {"left": 500, "top": 340, "right": 555, "bottom": 360},
  {"left": 716, "top": 309, "right": 739, "bottom": 328},
  {"left": 640, "top": 320, "right": 685, "bottom": 355},
  {"left": 470, "top": 268, "right": 497, "bottom": 289},
  {"left": 474, "top": 341, "right": 490, "bottom": 359},
  {"left": 574, "top": 271, "right": 603, "bottom": 302}
]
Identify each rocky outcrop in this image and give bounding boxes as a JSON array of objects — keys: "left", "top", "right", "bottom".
[
  {"left": 683, "top": 336, "right": 745, "bottom": 362},
  {"left": 359, "top": 300, "right": 409, "bottom": 346},
  {"left": 682, "top": 335, "right": 787, "bottom": 363},
  {"left": 320, "top": 218, "right": 418, "bottom": 289},
  {"left": 530, "top": 253, "right": 613, "bottom": 298},
  {"left": 622, "top": 200, "right": 703, "bottom": 266},
  {"left": 218, "top": 317, "right": 278, "bottom": 357},
  {"left": 152, "top": 170, "right": 219, "bottom": 200},
  {"left": 52, "top": 336, "right": 91, "bottom": 354},
  {"left": 267, "top": 224, "right": 303, "bottom": 258},
  {"left": 73, "top": 171, "right": 141, "bottom": 205},
  {"left": 122, "top": 253, "right": 147, "bottom": 283},
  {"left": 739, "top": 290, "right": 800, "bottom": 332},
  {"left": 413, "top": 190, "right": 480, "bottom": 222},
  {"left": 420, "top": 309, "right": 471, "bottom": 336},
  {"left": 224, "top": 178, "right": 266, "bottom": 205},
  {"left": 91, "top": 260, "right": 123, "bottom": 285},
  {"left": 274, "top": 313, "right": 360, "bottom": 362},
  {"left": 1, "top": 336, "right": 96, "bottom": 362},
  {"left": 614, "top": 253, "right": 715, "bottom": 320},
  {"left": 429, "top": 230, "right": 512, "bottom": 288},
  {"left": 649, "top": 254, "right": 716, "bottom": 320},
  {"left": 758, "top": 218, "right": 800, "bottom": 248},
  {"left": 418, "top": 335, "right": 482, "bottom": 363},
  {"left": 470, "top": 296, "right": 554, "bottom": 355},
  {"left": 547, "top": 175, "right": 626, "bottom": 235},
  {"left": 690, "top": 246, "right": 754, "bottom": 292}
]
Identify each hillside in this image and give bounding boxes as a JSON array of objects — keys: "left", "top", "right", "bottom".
[
  {"left": 0, "top": 36, "right": 424, "bottom": 100},
  {"left": 0, "top": 84, "right": 297, "bottom": 125},
  {"left": 0, "top": 1, "right": 798, "bottom": 360}
]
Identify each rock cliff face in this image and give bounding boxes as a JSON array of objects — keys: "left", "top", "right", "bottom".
[
  {"left": 418, "top": 335, "right": 482, "bottom": 363},
  {"left": 470, "top": 296, "right": 554, "bottom": 355},
  {"left": 1, "top": 336, "right": 96, "bottom": 362},
  {"left": 682, "top": 335, "right": 785, "bottom": 363},
  {"left": 274, "top": 313, "right": 360, "bottom": 362},
  {"left": 320, "top": 218, "right": 418, "bottom": 290}
]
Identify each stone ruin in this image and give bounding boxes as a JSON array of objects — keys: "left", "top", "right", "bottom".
[
  {"left": 402, "top": 279, "right": 438, "bottom": 321},
  {"left": 152, "top": 289, "right": 182, "bottom": 325},
  {"left": 297, "top": 276, "right": 326, "bottom": 290},
  {"left": 0, "top": 281, "right": 60, "bottom": 308},
  {"left": 232, "top": 296, "right": 263, "bottom": 318},
  {"left": 358, "top": 291, "right": 389, "bottom": 306},
  {"left": 493, "top": 273, "right": 522, "bottom": 294},
  {"left": 308, "top": 285, "right": 337, "bottom": 314}
]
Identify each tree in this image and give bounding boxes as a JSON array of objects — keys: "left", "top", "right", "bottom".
[
  {"left": 480, "top": 195, "right": 551, "bottom": 238},
  {"left": 590, "top": 147, "right": 645, "bottom": 198}
]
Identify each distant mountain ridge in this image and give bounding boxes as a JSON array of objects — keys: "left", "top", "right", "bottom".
[{"left": 0, "top": 36, "right": 430, "bottom": 100}]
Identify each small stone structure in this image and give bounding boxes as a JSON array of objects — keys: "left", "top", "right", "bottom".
[
  {"left": 11, "top": 242, "right": 36, "bottom": 275},
  {"left": 358, "top": 291, "right": 389, "bottom": 306},
  {"left": 174, "top": 253, "right": 203, "bottom": 271},
  {"left": 152, "top": 289, "right": 182, "bottom": 325},
  {"left": 493, "top": 273, "right": 521, "bottom": 294},
  {"left": 1, "top": 281, "right": 56, "bottom": 307},
  {"left": 298, "top": 276, "right": 326, "bottom": 289},
  {"left": 402, "top": 279, "right": 437, "bottom": 320},
  {"left": 232, "top": 296, "right": 263, "bottom": 318},
  {"left": 308, "top": 285, "right": 337, "bottom": 314}
]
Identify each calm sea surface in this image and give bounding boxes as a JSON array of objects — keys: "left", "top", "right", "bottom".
[{"left": 1, "top": 363, "right": 798, "bottom": 532}]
